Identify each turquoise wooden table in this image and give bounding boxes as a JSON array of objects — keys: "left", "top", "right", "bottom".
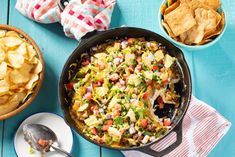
[{"left": 0, "top": 0, "right": 235, "bottom": 157}]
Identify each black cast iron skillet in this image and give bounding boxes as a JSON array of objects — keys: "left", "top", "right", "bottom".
[{"left": 59, "top": 27, "right": 192, "bottom": 157}]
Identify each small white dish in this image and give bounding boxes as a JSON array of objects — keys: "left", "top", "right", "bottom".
[{"left": 14, "top": 112, "right": 73, "bottom": 157}]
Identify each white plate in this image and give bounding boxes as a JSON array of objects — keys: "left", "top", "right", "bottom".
[{"left": 14, "top": 112, "right": 73, "bottom": 157}]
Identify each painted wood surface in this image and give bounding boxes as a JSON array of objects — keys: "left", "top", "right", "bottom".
[{"left": 0, "top": 0, "right": 235, "bottom": 157}]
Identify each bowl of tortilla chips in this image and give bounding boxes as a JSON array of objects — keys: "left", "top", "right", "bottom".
[
  {"left": 0, "top": 25, "right": 44, "bottom": 120},
  {"left": 159, "top": 0, "right": 226, "bottom": 49}
]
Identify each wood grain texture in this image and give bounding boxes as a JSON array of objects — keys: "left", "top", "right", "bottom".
[{"left": 0, "top": 0, "right": 9, "bottom": 157}]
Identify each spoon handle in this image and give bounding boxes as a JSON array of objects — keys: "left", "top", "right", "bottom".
[{"left": 51, "top": 145, "right": 74, "bottom": 157}]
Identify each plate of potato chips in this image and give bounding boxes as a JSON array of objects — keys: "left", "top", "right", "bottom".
[
  {"left": 0, "top": 25, "right": 44, "bottom": 120},
  {"left": 160, "top": 0, "right": 226, "bottom": 48}
]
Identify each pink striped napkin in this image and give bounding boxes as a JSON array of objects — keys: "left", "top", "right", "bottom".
[
  {"left": 122, "top": 96, "right": 231, "bottom": 157},
  {"left": 15, "top": 0, "right": 116, "bottom": 40}
]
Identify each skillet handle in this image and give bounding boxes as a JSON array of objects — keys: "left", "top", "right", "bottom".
[
  {"left": 78, "top": 30, "right": 107, "bottom": 46},
  {"left": 138, "top": 121, "right": 183, "bottom": 157}
]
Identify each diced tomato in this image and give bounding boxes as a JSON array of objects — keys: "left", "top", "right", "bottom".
[
  {"left": 93, "top": 79, "right": 104, "bottom": 87},
  {"left": 98, "top": 139, "right": 104, "bottom": 144},
  {"left": 123, "top": 74, "right": 128, "bottom": 80},
  {"left": 81, "top": 59, "right": 90, "bottom": 66},
  {"left": 158, "top": 96, "right": 164, "bottom": 109},
  {"left": 127, "top": 38, "right": 135, "bottom": 45},
  {"left": 153, "top": 65, "right": 159, "bottom": 71},
  {"left": 163, "top": 119, "right": 171, "bottom": 126},
  {"left": 141, "top": 119, "right": 148, "bottom": 129},
  {"left": 162, "top": 80, "right": 168, "bottom": 84},
  {"left": 138, "top": 37, "right": 145, "bottom": 41},
  {"left": 102, "top": 119, "right": 113, "bottom": 131},
  {"left": 158, "top": 96, "right": 163, "bottom": 104},
  {"left": 128, "top": 65, "right": 135, "bottom": 73},
  {"left": 97, "top": 79, "right": 104, "bottom": 83},
  {"left": 38, "top": 139, "right": 48, "bottom": 146},
  {"left": 91, "top": 127, "right": 98, "bottom": 135},
  {"left": 92, "top": 82, "right": 99, "bottom": 88},
  {"left": 66, "top": 82, "right": 74, "bottom": 90},
  {"left": 105, "top": 119, "right": 113, "bottom": 125},
  {"left": 84, "top": 92, "right": 92, "bottom": 100},
  {"left": 90, "top": 105, "right": 98, "bottom": 111},
  {"left": 102, "top": 125, "right": 110, "bottom": 131},
  {"left": 159, "top": 102, "right": 164, "bottom": 109},
  {"left": 143, "top": 92, "right": 149, "bottom": 100},
  {"left": 113, "top": 110, "right": 120, "bottom": 117}
]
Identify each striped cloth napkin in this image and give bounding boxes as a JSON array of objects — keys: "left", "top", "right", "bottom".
[
  {"left": 122, "top": 96, "right": 231, "bottom": 157},
  {"left": 15, "top": 0, "right": 116, "bottom": 40}
]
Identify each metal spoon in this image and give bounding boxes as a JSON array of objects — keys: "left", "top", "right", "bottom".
[{"left": 23, "top": 124, "right": 74, "bottom": 157}]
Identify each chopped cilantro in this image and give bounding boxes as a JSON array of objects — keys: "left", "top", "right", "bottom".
[{"left": 114, "top": 116, "right": 124, "bottom": 125}]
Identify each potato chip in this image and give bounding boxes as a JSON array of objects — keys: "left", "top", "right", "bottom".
[
  {"left": 164, "top": 3, "right": 196, "bottom": 36},
  {"left": 0, "top": 28, "right": 43, "bottom": 115},
  {"left": 0, "top": 92, "right": 26, "bottom": 115},
  {"left": 30, "top": 57, "right": 39, "bottom": 64},
  {"left": 33, "top": 59, "right": 43, "bottom": 74},
  {"left": 9, "top": 84, "right": 20, "bottom": 91},
  {"left": 21, "top": 63, "right": 34, "bottom": 73},
  {"left": 26, "top": 74, "right": 39, "bottom": 90},
  {"left": 8, "top": 51, "right": 25, "bottom": 68},
  {"left": 10, "top": 69, "right": 30, "bottom": 84},
  {"left": 0, "top": 79, "right": 10, "bottom": 96},
  {"left": 165, "top": 0, "right": 180, "bottom": 14},
  {"left": 0, "top": 62, "right": 7, "bottom": 79},
  {"left": 5, "top": 31, "right": 20, "bottom": 38},
  {"left": 27, "top": 44, "right": 36, "bottom": 61},
  {"left": 0, "top": 36, "right": 23, "bottom": 47},
  {"left": 0, "top": 49, "right": 6, "bottom": 62},
  {"left": 17, "top": 42, "right": 27, "bottom": 55},
  {"left": 0, "top": 30, "right": 6, "bottom": 38},
  {"left": 0, "top": 94, "right": 18, "bottom": 115},
  {"left": 0, "top": 94, "right": 9, "bottom": 105}
]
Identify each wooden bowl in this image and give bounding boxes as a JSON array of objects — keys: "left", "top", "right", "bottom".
[{"left": 0, "top": 24, "right": 44, "bottom": 120}]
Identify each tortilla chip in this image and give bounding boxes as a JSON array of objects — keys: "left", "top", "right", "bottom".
[
  {"left": 162, "top": 20, "right": 176, "bottom": 37},
  {"left": 199, "top": 38, "right": 212, "bottom": 45},
  {"left": 184, "top": 24, "right": 205, "bottom": 44},
  {"left": 164, "top": 3, "right": 196, "bottom": 36},
  {"left": 204, "top": 11, "right": 225, "bottom": 39},
  {"left": 198, "top": 0, "right": 220, "bottom": 10},
  {"left": 160, "top": 4, "right": 168, "bottom": 15},
  {"left": 194, "top": 7, "right": 221, "bottom": 37},
  {"left": 167, "top": 0, "right": 175, "bottom": 6},
  {"left": 165, "top": 0, "right": 180, "bottom": 14},
  {"left": 179, "top": 33, "right": 187, "bottom": 43}
]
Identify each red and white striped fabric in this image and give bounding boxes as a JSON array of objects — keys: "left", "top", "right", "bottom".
[
  {"left": 122, "top": 96, "right": 231, "bottom": 157},
  {"left": 15, "top": 0, "right": 116, "bottom": 40}
]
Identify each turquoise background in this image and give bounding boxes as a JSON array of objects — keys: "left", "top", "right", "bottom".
[{"left": 0, "top": 0, "right": 234, "bottom": 156}]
